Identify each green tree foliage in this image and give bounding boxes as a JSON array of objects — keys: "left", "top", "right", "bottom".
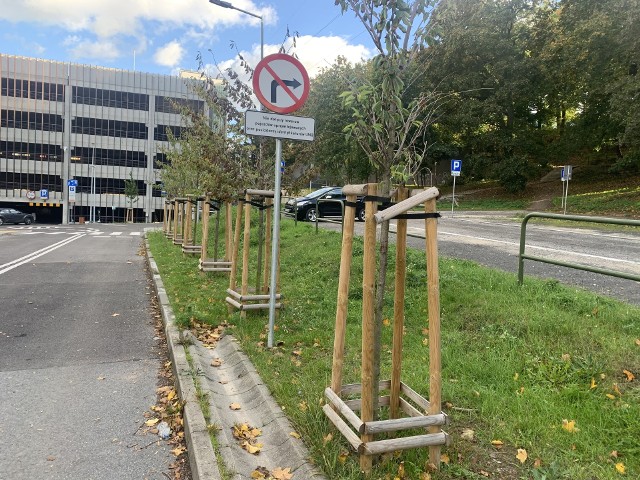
[{"left": 124, "top": 170, "right": 139, "bottom": 208}]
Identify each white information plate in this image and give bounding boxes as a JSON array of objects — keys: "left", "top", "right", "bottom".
[{"left": 245, "top": 110, "right": 315, "bottom": 142}]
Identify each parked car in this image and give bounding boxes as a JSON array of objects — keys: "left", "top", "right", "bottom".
[
  {"left": 283, "top": 187, "right": 389, "bottom": 222},
  {"left": 0, "top": 208, "right": 35, "bottom": 225}
]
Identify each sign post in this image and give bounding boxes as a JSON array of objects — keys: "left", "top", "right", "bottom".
[
  {"left": 252, "top": 53, "right": 311, "bottom": 348},
  {"left": 450, "top": 159, "right": 462, "bottom": 214},
  {"left": 561, "top": 165, "right": 572, "bottom": 214}
]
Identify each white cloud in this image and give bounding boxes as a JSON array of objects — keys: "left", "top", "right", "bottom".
[
  {"left": 154, "top": 40, "right": 185, "bottom": 67},
  {"left": 67, "top": 38, "right": 121, "bottom": 61},
  {"left": 0, "top": 1, "right": 276, "bottom": 38}
]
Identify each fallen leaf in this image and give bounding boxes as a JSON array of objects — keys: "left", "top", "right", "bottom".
[
  {"left": 420, "top": 473, "right": 432, "bottom": 480},
  {"left": 211, "top": 358, "right": 223, "bottom": 367},
  {"left": 323, "top": 432, "right": 333, "bottom": 445},
  {"left": 338, "top": 451, "right": 349, "bottom": 464},
  {"left": 590, "top": 377, "right": 597, "bottom": 389},
  {"left": 250, "top": 470, "right": 267, "bottom": 479},
  {"left": 635, "top": 339, "right": 640, "bottom": 347},
  {"left": 534, "top": 458, "right": 542, "bottom": 468},
  {"left": 615, "top": 462, "right": 625, "bottom": 474},
  {"left": 46, "top": 455, "right": 56, "bottom": 462},
  {"left": 397, "top": 461, "right": 406, "bottom": 477},
  {"left": 606, "top": 393, "right": 616, "bottom": 400},
  {"left": 289, "top": 431, "right": 301, "bottom": 439},
  {"left": 243, "top": 441, "right": 263, "bottom": 454},
  {"left": 513, "top": 372, "right": 519, "bottom": 381},
  {"left": 97, "top": 376, "right": 106, "bottom": 380},
  {"left": 171, "top": 446, "right": 186, "bottom": 456},
  {"left": 229, "top": 403, "right": 241, "bottom": 410},
  {"left": 422, "top": 337, "right": 429, "bottom": 346},
  {"left": 613, "top": 383, "right": 622, "bottom": 396},
  {"left": 610, "top": 450, "right": 619, "bottom": 458},
  {"left": 167, "top": 389, "right": 176, "bottom": 401},
  {"left": 516, "top": 448, "right": 528, "bottom": 464},
  {"left": 491, "top": 440, "right": 504, "bottom": 448},
  {"left": 623, "top": 369, "right": 635, "bottom": 382},
  {"left": 271, "top": 467, "right": 293, "bottom": 479},
  {"left": 383, "top": 318, "right": 391, "bottom": 327},
  {"left": 460, "top": 428, "right": 475, "bottom": 441},
  {"left": 111, "top": 313, "right": 120, "bottom": 317},
  {"left": 562, "top": 419, "right": 579, "bottom": 433},
  {"left": 298, "top": 401, "right": 308, "bottom": 412},
  {"left": 145, "top": 418, "right": 159, "bottom": 426},
  {"left": 440, "top": 453, "right": 450, "bottom": 464}
]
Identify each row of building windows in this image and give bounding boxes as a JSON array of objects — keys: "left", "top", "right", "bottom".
[
  {"left": 0, "top": 142, "right": 153, "bottom": 169},
  {"left": 0, "top": 173, "right": 164, "bottom": 199},
  {"left": 71, "top": 116, "right": 148, "bottom": 139},
  {"left": 154, "top": 124, "right": 184, "bottom": 142},
  {"left": 72, "top": 86, "right": 150, "bottom": 111},
  {"left": 1, "top": 109, "right": 64, "bottom": 132},
  {"left": 155, "top": 96, "right": 204, "bottom": 114},
  {"left": 70, "top": 147, "right": 148, "bottom": 168},
  {"left": 1, "top": 141, "right": 63, "bottom": 161},
  {"left": 1, "top": 78, "right": 65, "bottom": 102}
]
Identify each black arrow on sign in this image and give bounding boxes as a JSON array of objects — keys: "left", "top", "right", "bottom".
[{"left": 271, "top": 78, "right": 301, "bottom": 103}]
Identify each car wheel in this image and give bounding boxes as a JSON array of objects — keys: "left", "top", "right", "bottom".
[
  {"left": 24, "top": 217, "right": 33, "bottom": 225},
  {"left": 305, "top": 208, "right": 317, "bottom": 222},
  {"left": 357, "top": 208, "right": 366, "bottom": 222}
]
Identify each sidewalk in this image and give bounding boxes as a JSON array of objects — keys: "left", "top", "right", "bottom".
[{"left": 145, "top": 234, "right": 325, "bottom": 480}]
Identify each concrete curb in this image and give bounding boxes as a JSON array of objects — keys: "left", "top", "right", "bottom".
[{"left": 145, "top": 232, "right": 221, "bottom": 480}]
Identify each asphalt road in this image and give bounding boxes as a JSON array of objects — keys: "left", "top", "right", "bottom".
[
  {"left": 316, "top": 211, "right": 640, "bottom": 306},
  {"left": 0, "top": 223, "right": 173, "bottom": 479}
]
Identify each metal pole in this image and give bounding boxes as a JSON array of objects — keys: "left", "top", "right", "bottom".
[
  {"left": 451, "top": 175, "right": 456, "bottom": 215},
  {"left": 267, "top": 139, "right": 282, "bottom": 348},
  {"left": 563, "top": 179, "right": 569, "bottom": 215},
  {"left": 91, "top": 146, "right": 96, "bottom": 223}
]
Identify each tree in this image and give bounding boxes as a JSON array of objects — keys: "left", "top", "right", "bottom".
[
  {"left": 124, "top": 171, "right": 139, "bottom": 222},
  {"left": 336, "top": 0, "right": 451, "bottom": 423}
]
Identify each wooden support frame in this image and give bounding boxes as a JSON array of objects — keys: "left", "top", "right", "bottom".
[
  {"left": 172, "top": 198, "right": 187, "bottom": 246},
  {"left": 164, "top": 200, "right": 174, "bottom": 238},
  {"left": 182, "top": 195, "right": 202, "bottom": 255},
  {"left": 198, "top": 195, "right": 233, "bottom": 270},
  {"left": 226, "top": 190, "right": 280, "bottom": 316},
  {"left": 324, "top": 183, "right": 448, "bottom": 474}
]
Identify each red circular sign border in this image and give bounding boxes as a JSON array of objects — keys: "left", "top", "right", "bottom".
[{"left": 252, "top": 53, "right": 310, "bottom": 114}]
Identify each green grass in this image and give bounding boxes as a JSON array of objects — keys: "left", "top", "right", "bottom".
[
  {"left": 148, "top": 216, "right": 640, "bottom": 480},
  {"left": 551, "top": 186, "right": 640, "bottom": 217}
]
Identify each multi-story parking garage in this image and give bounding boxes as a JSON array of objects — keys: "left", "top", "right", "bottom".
[{"left": 0, "top": 53, "right": 207, "bottom": 224}]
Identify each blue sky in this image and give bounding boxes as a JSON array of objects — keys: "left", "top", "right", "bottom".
[{"left": 0, "top": 0, "right": 374, "bottom": 78}]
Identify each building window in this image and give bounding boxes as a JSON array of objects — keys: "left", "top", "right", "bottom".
[
  {"left": 0, "top": 78, "right": 64, "bottom": 102},
  {"left": 1, "top": 110, "right": 64, "bottom": 132},
  {"left": 154, "top": 124, "right": 184, "bottom": 142},
  {"left": 72, "top": 86, "right": 149, "bottom": 111},
  {"left": 155, "top": 96, "right": 204, "bottom": 114},
  {"left": 71, "top": 117, "right": 148, "bottom": 139}
]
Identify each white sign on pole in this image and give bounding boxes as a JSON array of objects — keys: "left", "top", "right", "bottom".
[
  {"left": 68, "top": 185, "right": 76, "bottom": 203},
  {"left": 245, "top": 110, "right": 315, "bottom": 141}
]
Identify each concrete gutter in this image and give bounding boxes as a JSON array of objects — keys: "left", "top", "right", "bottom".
[{"left": 145, "top": 233, "right": 221, "bottom": 480}]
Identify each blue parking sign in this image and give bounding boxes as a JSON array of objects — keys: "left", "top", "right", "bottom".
[
  {"left": 451, "top": 159, "right": 462, "bottom": 176},
  {"left": 40, "top": 189, "right": 49, "bottom": 199}
]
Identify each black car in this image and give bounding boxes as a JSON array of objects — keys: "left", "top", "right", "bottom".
[
  {"left": 284, "top": 187, "right": 385, "bottom": 222},
  {"left": 0, "top": 208, "right": 35, "bottom": 225}
]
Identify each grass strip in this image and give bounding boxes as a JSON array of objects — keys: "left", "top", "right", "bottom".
[{"left": 148, "top": 216, "right": 639, "bottom": 480}]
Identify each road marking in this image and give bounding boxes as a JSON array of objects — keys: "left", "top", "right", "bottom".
[
  {"left": 427, "top": 228, "right": 640, "bottom": 266},
  {"left": 0, "top": 234, "right": 85, "bottom": 275},
  {"left": 129, "top": 232, "right": 141, "bottom": 236},
  {"left": 110, "top": 232, "right": 123, "bottom": 236}
]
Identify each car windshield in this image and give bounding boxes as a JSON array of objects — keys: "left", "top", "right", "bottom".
[{"left": 306, "top": 187, "right": 337, "bottom": 199}]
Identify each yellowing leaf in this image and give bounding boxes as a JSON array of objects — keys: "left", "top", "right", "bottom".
[
  {"left": 590, "top": 377, "right": 597, "bottom": 389},
  {"left": 383, "top": 318, "right": 391, "bottom": 327},
  {"left": 562, "top": 419, "right": 579, "bottom": 433},
  {"left": 613, "top": 383, "right": 622, "bottom": 396},
  {"left": 145, "top": 418, "right": 159, "bottom": 426},
  {"left": 615, "top": 462, "right": 625, "bottom": 474},
  {"left": 397, "top": 461, "right": 406, "bottom": 477},
  {"left": 422, "top": 337, "right": 429, "bottom": 346},
  {"left": 491, "top": 440, "right": 504, "bottom": 447},
  {"left": 243, "top": 441, "right": 263, "bottom": 454},
  {"left": 298, "top": 401, "right": 308, "bottom": 412},
  {"left": 635, "top": 339, "right": 640, "bottom": 347},
  {"left": 250, "top": 470, "right": 267, "bottom": 479},
  {"left": 271, "top": 467, "right": 293, "bottom": 479},
  {"left": 440, "top": 453, "right": 450, "bottom": 464},
  {"left": 606, "top": 393, "right": 616, "bottom": 399},
  {"left": 171, "top": 446, "right": 186, "bottom": 456},
  {"left": 420, "top": 473, "right": 432, "bottom": 480},
  {"left": 460, "top": 428, "right": 475, "bottom": 441},
  {"left": 516, "top": 448, "right": 528, "bottom": 464},
  {"left": 211, "top": 358, "right": 223, "bottom": 367},
  {"left": 338, "top": 451, "right": 349, "bottom": 464},
  {"left": 229, "top": 403, "right": 241, "bottom": 410},
  {"left": 623, "top": 369, "right": 635, "bottom": 382},
  {"left": 111, "top": 313, "right": 120, "bottom": 317},
  {"left": 513, "top": 372, "right": 519, "bottom": 381},
  {"left": 167, "top": 389, "right": 176, "bottom": 401},
  {"left": 289, "top": 431, "right": 301, "bottom": 439},
  {"left": 323, "top": 432, "right": 333, "bottom": 445}
]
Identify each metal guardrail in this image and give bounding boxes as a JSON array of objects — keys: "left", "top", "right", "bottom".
[{"left": 518, "top": 212, "right": 640, "bottom": 285}]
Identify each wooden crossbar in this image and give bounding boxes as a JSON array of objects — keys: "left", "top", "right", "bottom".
[{"left": 374, "top": 187, "right": 439, "bottom": 223}]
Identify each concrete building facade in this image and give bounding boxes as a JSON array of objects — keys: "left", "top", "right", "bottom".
[{"left": 0, "top": 53, "right": 204, "bottom": 224}]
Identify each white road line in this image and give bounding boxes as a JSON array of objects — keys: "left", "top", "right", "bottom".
[
  {"left": 0, "top": 234, "right": 85, "bottom": 275},
  {"left": 429, "top": 228, "right": 639, "bottom": 266},
  {"left": 129, "top": 232, "right": 141, "bottom": 236},
  {"left": 110, "top": 232, "right": 123, "bottom": 236}
]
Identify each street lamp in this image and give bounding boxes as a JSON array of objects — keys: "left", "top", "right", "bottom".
[{"left": 209, "top": 0, "right": 263, "bottom": 60}]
